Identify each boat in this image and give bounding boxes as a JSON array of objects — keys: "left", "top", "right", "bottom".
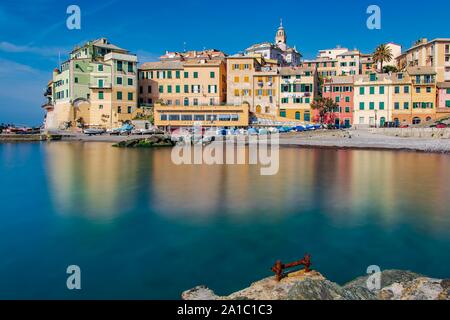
[{"left": 83, "top": 128, "right": 105, "bottom": 136}]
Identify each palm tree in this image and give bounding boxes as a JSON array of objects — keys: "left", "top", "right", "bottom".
[
  {"left": 373, "top": 44, "right": 393, "bottom": 73},
  {"left": 311, "top": 97, "right": 339, "bottom": 124}
]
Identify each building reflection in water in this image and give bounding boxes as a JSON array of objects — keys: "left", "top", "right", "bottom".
[{"left": 44, "top": 143, "right": 450, "bottom": 231}]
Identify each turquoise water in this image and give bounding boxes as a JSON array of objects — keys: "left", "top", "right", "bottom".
[{"left": 0, "top": 141, "right": 449, "bottom": 299}]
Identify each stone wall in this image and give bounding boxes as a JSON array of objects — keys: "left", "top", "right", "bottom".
[{"left": 369, "top": 128, "right": 450, "bottom": 139}]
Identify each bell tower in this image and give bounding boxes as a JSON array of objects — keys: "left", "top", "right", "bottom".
[{"left": 275, "top": 19, "right": 287, "bottom": 50}]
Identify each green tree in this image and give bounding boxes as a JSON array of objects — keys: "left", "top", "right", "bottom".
[
  {"left": 383, "top": 65, "right": 398, "bottom": 74},
  {"left": 373, "top": 44, "right": 393, "bottom": 72}
]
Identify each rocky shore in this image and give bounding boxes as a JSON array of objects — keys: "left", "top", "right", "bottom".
[{"left": 182, "top": 270, "right": 449, "bottom": 300}]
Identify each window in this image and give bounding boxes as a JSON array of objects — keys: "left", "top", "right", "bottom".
[
  {"left": 426, "top": 87, "right": 432, "bottom": 93},
  {"left": 117, "top": 61, "right": 123, "bottom": 71},
  {"left": 234, "top": 76, "right": 239, "bottom": 83},
  {"left": 446, "top": 100, "right": 450, "bottom": 108},
  {"left": 139, "top": 86, "right": 143, "bottom": 94},
  {"left": 148, "top": 86, "right": 152, "bottom": 93},
  {"left": 370, "top": 102, "right": 375, "bottom": 110},
  {"left": 169, "top": 114, "right": 180, "bottom": 121},
  {"left": 160, "top": 114, "right": 167, "bottom": 121},
  {"left": 74, "top": 77, "right": 78, "bottom": 83},
  {"left": 416, "top": 87, "right": 421, "bottom": 93},
  {"left": 370, "top": 73, "right": 376, "bottom": 81},
  {"left": 345, "top": 97, "right": 350, "bottom": 103},
  {"left": 99, "top": 105, "right": 103, "bottom": 109},
  {"left": 345, "top": 106, "right": 350, "bottom": 113},
  {"left": 359, "top": 102, "right": 365, "bottom": 110},
  {"left": 379, "top": 86, "right": 385, "bottom": 94},
  {"left": 184, "top": 72, "right": 189, "bottom": 78},
  {"left": 159, "top": 86, "right": 163, "bottom": 93},
  {"left": 168, "top": 85, "right": 172, "bottom": 93},
  {"left": 98, "top": 91, "right": 104, "bottom": 100},
  {"left": 181, "top": 115, "right": 192, "bottom": 121},
  {"left": 176, "top": 85, "right": 180, "bottom": 93},
  {"left": 118, "top": 106, "right": 122, "bottom": 113},
  {"left": 446, "top": 89, "right": 450, "bottom": 94},
  {"left": 127, "top": 62, "right": 133, "bottom": 72},
  {"left": 379, "top": 102, "right": 385, "bottom": 110},
  {"left": 184, "top": 85, "right": 189, "bottom": 93},
  {"left": 117, "top": 91, "right": 122, "bottom": 100},
  {"left": 295, "top": 112, "right": 301, "bottom": 120},
  {"left": 98, "top": 65, "right": 103, "bottom": 72},
  {"left": 394, "top": 102, "right": 400, "bottom": 110},
  {"left": 280, "top": 110, "right": 286, "bottom": 117},
  {"left": 128, "top": 92, "right": 133, "bottom": 101},
  {"left": 193, "top": 98, "right": 198, "bottom": 106},
  {"left": 304, "top": 111, "right": 311, "bottom": 122},
  {"left": 128, "top": 78, "right": 133, "bottom": 86},
  {"left": 404, "top": 102, "right": 409, "bottom": 110},
  {"left": 117, "top": 77, "right": 122, "bottom": 85},
  {"left": 404, "top": 86, "right": 409, "bottom": 94},
  {"left": 184, "top": 98, "right": 189, "bottom": 106},
  {"left": 98, "top": 79, "right": 104, "bottom": 88},
  {"left": 127, "top": 106, "right": 132, "bottom": 114},
  {"left": 370, "top": 87, "right": 375, "bottom": 95},
  {"left": 167, "top": 71, "right": 172, "bottom": 79},
  {"left": 210, "top": 72, "right": 215, "bottom": 78},
  {"left": 281, "top": 98, "right": 289, "bottom": 104},
  {"left": 336, "top": 97, "right": 340, "bottom": 103},
  {"left": 193, "top": 72, "right": 198, "bottom": 79},
  {"left": 244, "top": 76, "right": 249, "bottom": 82},
  {"left": 176, "top": 71, "right": 180, "bottom": 79},
  {"left": 360, "top": 87, "right": 365, "bottom": 95}
]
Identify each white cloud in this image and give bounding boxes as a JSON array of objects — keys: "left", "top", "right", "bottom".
[{"left": 0, "top": 41, "right": 68, "bottom": 57}]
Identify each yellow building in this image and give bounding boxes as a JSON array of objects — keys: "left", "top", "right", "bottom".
[
  {"left": 226, "top": 54, "right": 278, "bottom": 115},
  {"left": 153, "top": 103, "right": 249, "bottom": 128},
  {"left": 139, "top": 52, "right": 227, "bottom": 107},
  {"left": 278, "top": 67, "right": 317, "bottom": 122},
  {"left": 408, "top": 67, "right": 437, "bottom": 124},
  {"left": 397, "top": 38, "right": 450, "bottom": 82},
  {"left": 391, "top": 72, "right": 413, "bottom": 125},
  {"left": 43, "top": 38, "right": 138, "bottom": 130}
]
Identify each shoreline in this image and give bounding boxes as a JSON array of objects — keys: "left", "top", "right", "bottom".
[{"left": 1, "top": 129, "right": 449, "bottom": 154}]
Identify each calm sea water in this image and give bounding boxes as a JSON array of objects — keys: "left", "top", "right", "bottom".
[{"left": 0, "top": 141, "right": 449, "bottom": 299}]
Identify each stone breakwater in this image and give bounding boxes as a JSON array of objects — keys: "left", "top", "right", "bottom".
[{"left": 182, "top": 270, "right": 449, "bottom": 300}]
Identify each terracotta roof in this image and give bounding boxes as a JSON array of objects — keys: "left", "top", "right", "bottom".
[
  {"left": 406, "top": 66, "right": 436, "bottom": 75},
  {"left": 437, "top": 82, "right": 450, "bottom": 89},
  {"left": 279, "top": 66, "right": 315, "bottom": 75}
]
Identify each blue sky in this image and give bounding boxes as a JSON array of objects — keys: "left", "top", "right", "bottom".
[{"left": 1, "top": 0, "right": 450, "bottom": 125}]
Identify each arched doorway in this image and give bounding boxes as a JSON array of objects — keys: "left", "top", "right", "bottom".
[
  {"left": 412, "top": 117, "right": 421, "bottom": 125},
  {"left": 256, "top": 105, "right": 262, "bottom": 113}
]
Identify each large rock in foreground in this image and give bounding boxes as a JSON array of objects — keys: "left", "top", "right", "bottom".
[{"left": 182, "top": 270, "right": 449, "bottom": 300}]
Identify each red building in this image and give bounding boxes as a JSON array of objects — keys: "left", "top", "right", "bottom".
[{"left": 319, "top": 76, "right": 354, "bottom": 127}]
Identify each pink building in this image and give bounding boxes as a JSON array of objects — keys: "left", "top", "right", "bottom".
[
  {"left": 437, "top": 82, "right": 450, "bottom": 119},
  {"left": 318, "top": 76, "right": 354, "bottom": 127}
]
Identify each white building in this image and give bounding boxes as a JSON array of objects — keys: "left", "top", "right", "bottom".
[{"left": 245, "top": 21, "right": 302, "bottom": 66}]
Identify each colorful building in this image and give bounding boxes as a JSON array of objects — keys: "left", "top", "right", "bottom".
[
  {"left": 278, "top": 66, "right": 317, "bottom": 122},
  {"left": 397, "top": 38, "right": 450, "bottom": 82},
  {"left": 408, "top": 67, "right": 437, "bottom": 124},
  {"left": 139, "top": 52, "right": 227, "bottom": 108},
  {"left": 245, "top": 21, "right": 301, "bottom": 66},
  {"left": 336, "top": 50, "right": 360, "bottom": 76},
  {"left": 322, "top": 76, "right": 354, "bottom": 127},
  {"left": 43, "top": 38, "right": 138, "bottom": 130},
  {"left": 360, "top": 54, "right": 377, "bottom": 75},
  {"left": 226, "top": 55, "right": 278, "bottom": 115},
  {"left": 153, "top": 103, "right": 249, "bottom": 129},
  {"left": 353, "top": 73, "right": 393, "bottom": 128},
  {"left": 391, "top": 72, "right": 413, "bottom": 125},
  {"left": 437, "top": 82, "right": 450, "bottom": 119}
]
